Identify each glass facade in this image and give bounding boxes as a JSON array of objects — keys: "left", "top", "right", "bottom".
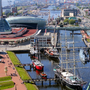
[{"left": 0, "top": 18, "right": 12, "bottom": 33}]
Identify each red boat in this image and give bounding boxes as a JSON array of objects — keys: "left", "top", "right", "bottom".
[
  {"left": 40, "top": 72, "right": 47, "bottom": 79},
  {"left": 32, "top": 60, "right": 44, "bottom": 71}
]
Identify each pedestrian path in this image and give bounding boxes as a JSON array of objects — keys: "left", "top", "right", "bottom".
[{"left": 0, "top": 52, "right": 27, "bottom": 90}]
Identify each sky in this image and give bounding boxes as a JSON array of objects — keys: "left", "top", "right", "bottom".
[{"left": 2, "top": 0, "right": 15, "bottom": 7}]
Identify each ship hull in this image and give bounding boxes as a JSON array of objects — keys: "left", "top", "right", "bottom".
[
  {"left": 62, "top": 80, "right": 82, "bottom": 90},
  {"left": 55, "top": 74, "right": 82, "bottom": 90},
  {"left": 33, "top": 62, "right": 44, "bottom": 71}
]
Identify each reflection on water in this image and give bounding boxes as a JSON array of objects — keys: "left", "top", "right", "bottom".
[{"left": 16, "top": 30, "right": 90, "bottom": 90}]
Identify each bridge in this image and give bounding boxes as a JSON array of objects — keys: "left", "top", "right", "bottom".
[
  {"left": 46, "top": 26, "right": 90, "bottom": 31},
  {"left": 23, "top": 78, "right": 59, "bottom": 86}
]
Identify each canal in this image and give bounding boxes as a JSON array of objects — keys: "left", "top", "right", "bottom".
[{"left": 15, "top": 30, "right": 90, "bottom": 90}]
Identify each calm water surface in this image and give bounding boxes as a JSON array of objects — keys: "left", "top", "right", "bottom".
[
  {"left": 16, "top": 30, "right": 90, "bottom": 90},
  {"left": 16, "top": 5, "right": 90, "bottom": 90}
]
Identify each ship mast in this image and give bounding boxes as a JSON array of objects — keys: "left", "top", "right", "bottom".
[
  {"left": 72, "top": 32, "right": 76, "bottom": 77},
  {"left": 65, "top": 30, "right": 68, "bottom": 72}
]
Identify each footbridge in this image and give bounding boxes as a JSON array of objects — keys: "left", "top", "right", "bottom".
[{"left": 45, "top": 26, "right": 90, "bottom": 31}]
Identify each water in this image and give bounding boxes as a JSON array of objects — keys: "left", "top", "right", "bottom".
[
  {"left": 15, "top": 5, "right": 90, "bottom": 90},
  {"left": 15, "top": 30, "right": 90, "bottom": 90},
  {"left": 39, "top": 5, "right": 61, "bottom": 21}
]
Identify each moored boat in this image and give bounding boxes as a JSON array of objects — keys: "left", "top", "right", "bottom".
[
  {"left": 54, "top": 66, "right": 86, "bottom": 90},
  {"left": 40, "top": 72, "right": 47, "bottom": 79},
  {"left": 32, "top": 60, "right": 44, "bottom": 71},
  {"left": 30, "top": 48, "right": 38, "bottom": 56},
  {"left": 45, "top": 48, "right": 59, "bottom": 59},
  {"left": 79, "top": 49, "right": 89, "bottom": 64}
]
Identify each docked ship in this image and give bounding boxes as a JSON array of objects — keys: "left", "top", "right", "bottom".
[
  {"left": 53, "top": 33, "right": 87, "bottom": 90},
  {"left": 54, "top": 66, "right": 86, "bottom": 90},
  {"left": 32, "top": 60, "right": 44, "bottom": 71},
  {"left": 79, "top": 49, "right": 89, "bottom": 64},
  {"left": 45, "top": 48, "right": 59, "bottom": 59},
  {"left": 30, "top": 47, "right": 38, "bottom": 57}
]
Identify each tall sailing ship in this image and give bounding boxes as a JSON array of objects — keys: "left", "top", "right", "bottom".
[{"left": 54, "top": 32, "right": 86, "bottom": 90}]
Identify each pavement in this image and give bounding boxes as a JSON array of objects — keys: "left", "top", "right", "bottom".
[{"left": 0, "top": 52, "right": 27, "bottom": 90}]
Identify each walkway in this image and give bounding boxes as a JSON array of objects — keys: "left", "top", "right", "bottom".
[{"left": 0, "top": 52, "right": 27, "bottom": 90}]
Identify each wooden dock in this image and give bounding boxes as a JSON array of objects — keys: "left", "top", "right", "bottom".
[{"left": 23, "top": 78, "right": 59, "bottom": 86}]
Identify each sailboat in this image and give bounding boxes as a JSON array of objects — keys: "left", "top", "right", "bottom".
[{"left": 54, "top": 31, "right": 86, "bottom": 90}]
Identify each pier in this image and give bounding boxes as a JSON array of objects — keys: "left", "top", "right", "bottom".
[{"left": 23, "top": 78, "right": 59, "bottom": 86}]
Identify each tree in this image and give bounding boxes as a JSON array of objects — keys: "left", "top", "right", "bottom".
[
  {"left": 69, "top": 19, "right": 75, "bottom": 25},
  {"left": 85, "top": 11, "right": 88, "bottom": 16},
  {"left": 56, "top": 17, "right": 61, "bottom": 24},
  {"left": 78, "top": 18, "right": 81, "bottom": 22},
  {"left": 64, "top": 19, "right": 69, "bottom": 24}
]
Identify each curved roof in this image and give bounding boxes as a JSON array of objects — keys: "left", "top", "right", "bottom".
[{"left": 6, "top": 16, "right": 46, "bottom": 29}]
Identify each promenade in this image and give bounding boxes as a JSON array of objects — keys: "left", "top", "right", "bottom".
[{"left": 0, "top": 52, "right": 27, "bottom": 90}]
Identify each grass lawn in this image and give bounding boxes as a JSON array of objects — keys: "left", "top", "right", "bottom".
[
  {"left": 7, "top": 51, "right": 21, "bottom": 65},
  {"left": 24, "top": 83, "right": 37, "bottom": 90},
  {"left": 15, "top": 66, "right": 30, "bottom": 80},
  {"left": 87, "top": 38, "right": 90, "bottom": 43},
  {"left": 0, "top": 76, "right": 14, "bottom": 90},
  {"left": 0, "top": 76, "right": 11, "bottom": 82},
  {"left": 7, "top": 51, "right": 37, "bottom": 90},
  {"left": 0, "top": 81, "right": 14, "bottom": 90}
]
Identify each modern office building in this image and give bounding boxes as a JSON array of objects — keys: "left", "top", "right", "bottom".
[{"left": 61, "top": 9, "right": 78, "bottom": 19}]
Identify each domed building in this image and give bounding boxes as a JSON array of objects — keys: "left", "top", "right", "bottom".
[{"left": 6, "top": 16, "right": 46, "bottom": 29}]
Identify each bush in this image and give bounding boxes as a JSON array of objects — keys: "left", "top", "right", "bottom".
[
  {"left": 64, "top": 19, "right": 69, "bottom": 24},
  {"left": 78, "top": 18, "right": 81, "bottom": 22},
  {"left": 69, "top": 19, "right": 75, "bottom": 24}
]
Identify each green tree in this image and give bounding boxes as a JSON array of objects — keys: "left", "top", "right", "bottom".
[
  {"left": 56, "top": 17, "right": 61, "bottom": 24},
  {"left": 69, "top": 19, "right": 75, "bottom": 25},
  {"left": 78, "top": 18, "right": 81, "bottom": 22},
  {"left": 86, "top": 11, "right": 88, "bottom": 15},
  {"left": 64, "top": 19, "right": 69, "bottom": 24}
]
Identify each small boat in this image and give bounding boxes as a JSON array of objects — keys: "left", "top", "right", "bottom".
[
  {"left": 30, "top": 48, "right": 38, "bottom": 56},
  {"left": 32, "top": 60, "right": 44, "bottom": 71},
  {"left": 40, "top": 72, "right": 47, "bottom": 79},
  {"left": 45, "top": 48, "right": 59, "bottom": 59},
  {"left": 79, "top": 49, "right": 89, "bottom": 64}
]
